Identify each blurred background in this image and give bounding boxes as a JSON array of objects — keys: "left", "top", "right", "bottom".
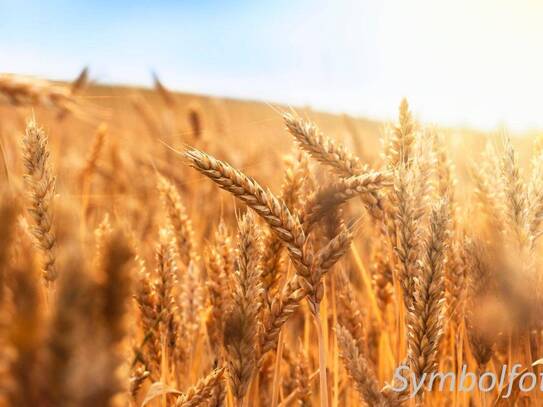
[{"left": 2, "top": 0, "right": 543, "bottom": 131}]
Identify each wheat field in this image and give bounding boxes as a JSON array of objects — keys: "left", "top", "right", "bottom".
[{"left": 0, "top": 72, "right": 542, "bottom": 407}]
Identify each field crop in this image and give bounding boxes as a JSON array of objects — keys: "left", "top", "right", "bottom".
[{"left": 0, "top": 72, "right": 541, "bottom": 406}]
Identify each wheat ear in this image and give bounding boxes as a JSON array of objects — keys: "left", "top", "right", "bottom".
[
  {"left": 21, "top": 118, "right": 58, "bottom": 284},
  {"left": 259, "top": 275, "right": 306, "bottom": 355},
  {"left": 336, "top": 270, "right": 367, "bottom": 355},
  {"left": 294, "top": 347, "right": 312, "bottom": 406},
  {"left": 336, "top": 324, "right": 390, "bottom": 407},
  {"left": 158, "top": 175, "right": 197, "bottom": 265},
  {"left": 390, "top": 165, "right": 421, "bottom": 311},
  {"left": 0, "top": 74, "right": 79, "bottom": 114},
  {"left": 302, "top": 172, "right": 389, "bottom": 232},
  {"left": 185, "top": 149, "right": 331, "bottom": 336},
  {"left": 80, "top": 123, "right": 107, "bottom": 188},
  {"left": 71, "top": 66, "right": 89, "bottom": 94},
  {"left": 259, "top": 153, "right": 310, "bottom": 305},
  {"left": 175, "top": 367, "right": 225, "bottom": 407},
  {"left": 283, "top": 112, "right": 367, "bottom": 177},
  {"left": 224, "top": 212, "right": 263, "bottom": 404},
  {"left": 96, "top": 230, "right": 134, "bottom": 404},
  {"left": 184, "top": 148, "right": 310, "bottom": 276},
  {"left": 498, "top": 135, "right": 529, "bottom": 248},
  {"left": 45, "top": 255, "right": 90, "bottom": 405},
  {"left": 528, "top": 149, "right": 543, "bottom": 245},
  {"left": 464, "top": 238, "right": 495, "bottom": 368},
  {"left": 385, "top": 98, "right": 415, "bottom": 168},
  {"left": 153, "top": 72, "right": 177, "bottom": 108},
  {"left": 406, "top": 199, "right": 449, "bottom": 386},
  {"left": 154, "top": 229, "right": 183, "bottom": 371}
]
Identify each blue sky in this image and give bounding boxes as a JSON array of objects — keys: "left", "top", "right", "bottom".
[{"left": 2, "top": 0, "right": 543, "bottom": 131}]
